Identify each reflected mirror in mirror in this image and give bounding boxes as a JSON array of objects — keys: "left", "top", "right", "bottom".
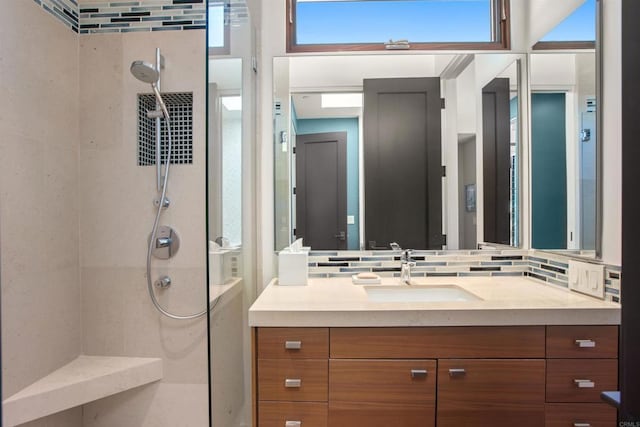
[
  {"left": 481, "top": 59, "right": 520, "bottom": 248},
  {"left": 530, "top": 51, "right": 597, "bottom": 255},
  {"left": 208, "top": 58, "right": 243, "bottom": 248},
  {"left": 273, "top": 54, "right": 523, "bottom": 252}
]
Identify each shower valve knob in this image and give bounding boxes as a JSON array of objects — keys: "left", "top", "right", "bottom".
[
  {"left": 154, "top": 196, "right": 170, "bottom": 209},
  {"left": 155, "top": 237, "right": 172, "bottom": 248},
  {"left": 155, "top": 276, "right": 172, "bottom": 289},
  {"left": 150, "top": 226, "right": 180, "bottom": 259}
]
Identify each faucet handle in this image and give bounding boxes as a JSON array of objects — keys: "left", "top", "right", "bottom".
[{"left": 401, "top": 249, "right": 414, "bottom": 262}]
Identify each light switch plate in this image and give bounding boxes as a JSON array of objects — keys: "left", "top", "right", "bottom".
[
  {"left": 347, "top": 215, "right": 355, "bottom": 225},
  {"left": 568, "top": 260, "right": 605, "bottom": 299}
]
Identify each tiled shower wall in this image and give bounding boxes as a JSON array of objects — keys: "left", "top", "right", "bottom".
[
  {"left": 307, "top": 249, "right": 621, "bottom": 303},
  {"left": 78, "top": 28, "right": 208, "bottom": 426},
  {"left": 32, "top": 0, "right": 79, "bottom": 32},
  {"left": 1, "top": 1, "right": 83, "bottom": 426},
  {"left": 32, "top": 0, "right": 207, "bottom": 33},
  {"left": 2, "top": 2, "right": 210, "bottom": 426}
]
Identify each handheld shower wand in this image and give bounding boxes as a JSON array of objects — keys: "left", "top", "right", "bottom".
[
  {"left": 130, "top": 51, "right": 214, "bottom": 320},
  {"left": 130, "top": 58, "right": 166, "bottom": 189}
]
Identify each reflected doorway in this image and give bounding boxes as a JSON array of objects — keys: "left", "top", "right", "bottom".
[{"left": 295, "top": 132, "right": 348, "bottom": 250}]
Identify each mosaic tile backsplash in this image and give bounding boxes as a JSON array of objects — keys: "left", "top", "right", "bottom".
[
  {"left": 34, "top": 0, "right": 79, "bottom": 32},
  {"left": 33, "top": 0, "right": 207, "bottom": 34},
  {"left": 79, "top": 0, "right": 206, "bottom": 34},
  {"left": 306, "top": 249, "right": 621, "bottom": 303}
]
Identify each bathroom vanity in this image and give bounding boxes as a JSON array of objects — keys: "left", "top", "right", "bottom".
[{"left": 249, "top": 277, "right": 620, "bottom": 427}]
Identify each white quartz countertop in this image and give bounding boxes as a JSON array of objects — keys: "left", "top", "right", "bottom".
[{"left": 248, "top": 276, "right": 620, "bottom": 327}]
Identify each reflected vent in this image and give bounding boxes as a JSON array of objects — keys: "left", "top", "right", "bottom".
[{"left": 137, "top": 92, "right": 193, "bottom": 166}]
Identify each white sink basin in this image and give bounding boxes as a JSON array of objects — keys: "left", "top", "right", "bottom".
[{"left": 365, "top": 285, "right": 482, "bottom": 303}]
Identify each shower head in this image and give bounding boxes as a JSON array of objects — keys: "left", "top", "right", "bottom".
[{"left": 130, "top": 60, "right": 159, "bottom": 84}]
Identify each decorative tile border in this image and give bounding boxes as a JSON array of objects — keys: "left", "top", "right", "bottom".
[
  {"left": 307, "top": 249, "right": 622, "bottom": 303},
  {"left": 228, "top": 0, "right": 248, "bottom": 26},
  {"left": 526, "top": 250, "right": 621, "bottom": 303},
  {"left": 79, "top": 0, "right": 206, "bottom": 34},
  {"left": 33, "top": 0, "right": 207, "bottom": 34},
  {"left": 308, "top": 249, "right": 530, "bottom": 279},
  {"left": 605, "top": 267, "right": 621, "bottom": 303},
  {"left": 33, "top": 0, "right": 79, "bottom": 33}
]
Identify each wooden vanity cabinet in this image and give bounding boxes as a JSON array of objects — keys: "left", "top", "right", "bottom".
[
  {"left": 253, "top": 325, "right": 618, "bottom": 427},
  {"left": 544, "top": 325, "right": 619, "bottom": 426},
  {"left": 329, "top": 359, "right": 437, "bottom": 426},
  {"left": 437, "top": 359, "right": 546, "bottom": 426},
  {"left": 329, "top": 327, "right": 546, "bottom": 427},
  {"left": 256, "top": 328, "right": 329, "bottom": 427}
]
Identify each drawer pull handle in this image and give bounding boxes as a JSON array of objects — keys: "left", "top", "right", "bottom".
[
  {"left": 574, "top": 379, "right": 595, "bottom": 388},
  {"left": 573, "top": 423, "right": 591, "bottom": 427},
  {"left": 575, "top": 339, "right": 596, "bottom": 348},
  {"left": 285, "top": 422, "right": 302, "bottom": 427},
  {"left": 285, "top": 378, "right": 302, "bottom": 388},
  {"left": 449, "top": 368, "right": 466, "bottom": 377},
  {"left": 285, "top": 341, "right": 302, "bottom": 350},
  {"left": 410, "top": 369, "right": 428, "bottom": 378}
]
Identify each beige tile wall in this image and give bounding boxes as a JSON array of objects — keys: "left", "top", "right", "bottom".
[
  {"left": 78, "top": 30, "right": 209, "bottom": 426},
  {"left": 1, "top": 3, "right": 210, "bottom": 425},
  {"left": 0, "top": 6, "right": 82, "bottom": 426}
]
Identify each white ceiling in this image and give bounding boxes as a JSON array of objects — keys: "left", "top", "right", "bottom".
[{"left": 292, "top": 93, "right": 361, "bottom": 119}]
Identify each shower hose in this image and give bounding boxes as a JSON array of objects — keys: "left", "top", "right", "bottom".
[{"left": 146, "top": 99, "right": 219, "bottom": 320}]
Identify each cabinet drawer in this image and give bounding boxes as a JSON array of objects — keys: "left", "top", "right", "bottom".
[
  {"left": 547, "top": 326, "right": 618, "bottom": 359},
  {"left": 258, "top": 402, "right": 327, "bottom": 427},
  {"left": 437, "top": 359, "right": 546, "bottom": 427},
  {"left": 258, "top": 359, "right": 328, "bottom": 402},
  {"left": 545, "top": 403, "right": 617, "bottom": 427},
  {"left": 330, "top": 326, "right": 545, "bottom": 358},
  {"left": 546, "top": 359, "right": 618, "bottom": 403},
  {"left": 329, "top": 359, "right": 436, "bottom": 404},
  {"left": 258, "top": 328, "right": 329, "bottom": 359},
  {"left": 329, "top": 402, "right": 435, "bottom": 427}
]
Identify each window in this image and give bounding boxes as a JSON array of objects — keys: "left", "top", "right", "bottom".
[
  {"left": 534, "top": 0, "right": 596, "bottom": 50},
  {"left": 208, "top": 1, "right": 230, "bottom": 55},
  {"left": 287, "top": 0, "right": 510, "bottom": 52}
]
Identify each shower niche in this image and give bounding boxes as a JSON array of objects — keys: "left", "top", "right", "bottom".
[{"left": 137, "top": 91, "right": 194, "bottom": 166}]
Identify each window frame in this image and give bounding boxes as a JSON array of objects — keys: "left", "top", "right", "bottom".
[
  {"left": 532, "top": 0, "right": 597, "bottom": 50},
  {"left": 532, "top": 41, "right": 595, "bottom": 50},
  {"left": 286, "top": 0, "right": 511, "bottom": 53}
]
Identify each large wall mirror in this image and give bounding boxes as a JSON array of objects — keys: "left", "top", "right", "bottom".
[
  {"left": 528, "top": 0, "right": 601, "bottom": 258},
  {"left": 273, "top": 54, "right": 525, "bottom": 252},
  {"left": 208, "top": 57, "right": 246, "bottom": 426},
  {"left": 209, "top": 58, "right": 243, "bottom": 249},
  {"left": 481, "top": 59, "right": 521, "bottom": 248}
]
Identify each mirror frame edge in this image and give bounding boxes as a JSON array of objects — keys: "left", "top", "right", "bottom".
[{"left": 595, "top": 0, "right": 603, "bottom": 260}]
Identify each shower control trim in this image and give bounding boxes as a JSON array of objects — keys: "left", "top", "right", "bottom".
[{"left": 150, "top": 225, "right": 180, "bottom": 259}]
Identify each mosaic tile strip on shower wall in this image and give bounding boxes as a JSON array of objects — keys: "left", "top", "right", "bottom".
[
  {"left": 79, "top": 0, "right": 206, "bottom": 34},
  {"left": 307, "top": 249, "right": 621, "bottom": 303},
  {"left": 33, "top": 0, "right": 79, "bottom": 32}
]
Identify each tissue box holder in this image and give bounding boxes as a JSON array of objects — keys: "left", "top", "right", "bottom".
[
  {"left": 209, "top": 250, "right": 233, "bottom": 286},
  {"left": 278, "top": 251, "right": 309, "bottom": 286}
]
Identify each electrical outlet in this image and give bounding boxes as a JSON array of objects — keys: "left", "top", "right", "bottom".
[
  {"left": 347, "top": 215, "right": 355, "bottom": 225},
  {"left": 568, "top": 260, "right": 605, "bottom": 299}
]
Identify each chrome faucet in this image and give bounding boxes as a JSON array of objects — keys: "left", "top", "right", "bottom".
[{"left": 400, "top": 249, "right": 416, "bottom": 285}]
